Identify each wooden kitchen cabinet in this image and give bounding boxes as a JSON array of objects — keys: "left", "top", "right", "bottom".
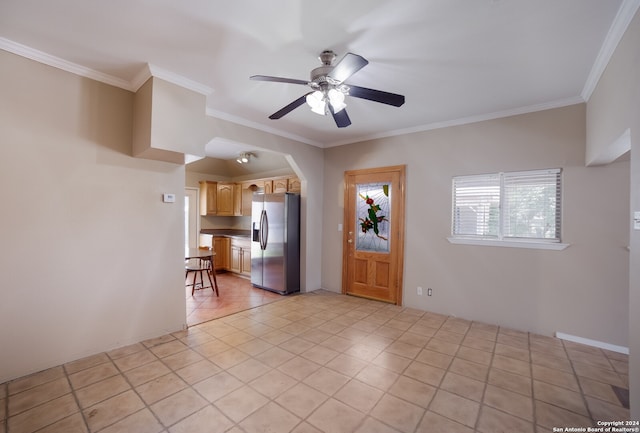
[
  {"left": 264, "top": 180, "right": 273, "bottom": 194},
  {"left": 199, "top": 181, "right": 237, "bottom": 216},
  {"left": 272, "top": 178, "right": 288, "bottom": 193},
  {"left": 216, "top": 182, "right": 235, "bottom": 216},
  {"left": 212, "top": 237, "right": 230, "bottom": 271},
  {"left": 233, "top": 184, "right": 242, "bottom": 216},
  {"left": 241, "top": 247, "right": 251, "bottom": 277},
  {"left": 287, "top": 177, "right": 301, "bottom": 193},
  {"left": 199, "top": 181, "right": 217, "bottom": 216},
  {"left": 230, "top": 238, "right": 251, "bottom": 277},
  {"left": 240, "top": 183, "right": 261, "bottom": 217}
]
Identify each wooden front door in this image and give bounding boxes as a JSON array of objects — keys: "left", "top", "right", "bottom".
[{"left": 342, "top": 165, "right": 406, "bottom": 304}]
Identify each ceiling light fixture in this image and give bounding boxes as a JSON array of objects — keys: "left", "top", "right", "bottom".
[
  {"left": 306, "top": 86, "right": 347, "bottom": 116},
  {"left": 236, "top": 152, "right": 252, "bottom": 164}
]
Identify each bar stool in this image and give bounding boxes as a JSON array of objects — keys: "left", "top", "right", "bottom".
[{"left": 185, "top": 248, "right": 219, "bottom": 296}]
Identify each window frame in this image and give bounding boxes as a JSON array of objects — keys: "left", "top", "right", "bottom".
[{"left": 448, "top": 168, "right": 569, "bottom": 250}]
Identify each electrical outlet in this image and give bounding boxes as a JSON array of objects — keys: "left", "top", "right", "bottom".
[
  {"left": 427, "top": 288, "right": 433, "bottom": 296},
  {"left": 417, "top": 286, "right": 423, "bottom": 296}
]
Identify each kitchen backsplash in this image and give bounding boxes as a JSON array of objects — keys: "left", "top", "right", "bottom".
[{"left": 200, "top": 215, "right": 251, "bottom": 230}]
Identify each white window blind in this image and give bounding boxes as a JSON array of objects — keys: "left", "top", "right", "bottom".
[
  {"left": 452, "top": 169, "right": 561, "bottom": 243},
  {"left": 452, "top": 174, "right": 500, "bottom": 238},
  {"left": 502, "top": 169, "right": 561, "bottom": 240}
]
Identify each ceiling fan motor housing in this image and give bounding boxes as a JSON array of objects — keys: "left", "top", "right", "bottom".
[{"left": 310, "top": 66, "right": 333, "bottom": 87}]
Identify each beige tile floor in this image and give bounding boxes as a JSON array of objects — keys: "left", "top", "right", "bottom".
[{"left": 1, "top": 290, "right": 630, "bottom": 433}]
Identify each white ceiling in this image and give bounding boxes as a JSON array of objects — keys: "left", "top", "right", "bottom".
[{"left": 0, "top": 0, "right": 636, "bottom": 155}]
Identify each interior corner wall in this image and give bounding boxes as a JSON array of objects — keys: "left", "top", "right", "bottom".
[
  {"left": 150, "top": 78, "right": 208, "bottom": 157},
  {"left": 586, "top": 9, "right": 640, "bottom": 165},
  {"left": 0, "top": 50, "right": 186, "bottom": 382},
  {"left": 630, "top": 111, "right": 640, "bottom": 421},
  {"left": 322, "top": 104, "right": 630, "bottom": 349},
  {"left": 586, "top": 8, "right": 640, "bottom": 419}
]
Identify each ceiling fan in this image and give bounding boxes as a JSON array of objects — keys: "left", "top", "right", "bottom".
[{"left": 250, "top": 50, "right": 405, "bottom": 128}]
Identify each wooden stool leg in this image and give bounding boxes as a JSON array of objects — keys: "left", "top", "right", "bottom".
[
  {"left": 205, "top": 258, "right": 218, "bottom": 297},
  {"left": 197, "top": 270, "right": 203, "bottom": 290},
  {"left": 210, "top": 268, "right": 219, "bottom": 297},
  {"left": 187, "top": 270, "right": 195, "bottom": 296},
  {"left": 204, "top": 268, "right": 216, "bottom": 297}
]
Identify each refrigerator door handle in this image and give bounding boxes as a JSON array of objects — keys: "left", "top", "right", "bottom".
[
  {"left": 258, "top": 210, "right": 264, "bottom": 250},
  {"left": 262, "top": 210, "right": 269, "bottom": 250}
]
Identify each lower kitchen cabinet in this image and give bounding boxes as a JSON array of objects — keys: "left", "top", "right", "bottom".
[
  {"left": 212, "top": 237, "right": 230, "bottom": 271},
  {"left": 230, "top": 238, "right": 251, "bottom": 277}
]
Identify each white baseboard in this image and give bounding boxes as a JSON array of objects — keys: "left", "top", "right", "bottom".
[{"left": 555, "top": 332, "right": 629, "bottom": 355}]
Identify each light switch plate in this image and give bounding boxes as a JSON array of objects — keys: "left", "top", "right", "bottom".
[
  {"left": 634, "top": 211, "right": 640, "bottom": 230},
  {"left": 163, "top": 193, "right": 176, "bottom": 203}
]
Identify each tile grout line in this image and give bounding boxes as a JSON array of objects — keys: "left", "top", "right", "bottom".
[
  {"left": 103, "top": 344, "right": 171, "bottom": 433},
  {"left": 61, "top": 363, "right": 92, "bottom": 433},
  {"left": 527, "top": 331, "right": 540, "bottom": 433},
  {"left": 375, "top": 308, "right": 430, "bottom": 433},
  {"left": 2, "top": 380, "right": 7, "bottom": 432},
  {"left": 419, "top": 315, "right": 465, "bottom": 432},
  {"left": 561, "top": 339, "right": 597, "bottom": 426},
  {"left": 472, "top": 322, "right": 499, "bottom": 433}
]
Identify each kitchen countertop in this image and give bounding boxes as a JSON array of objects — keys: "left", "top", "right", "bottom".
[{"left": 200, "top": 229, "right": 250, "bottom": 238}]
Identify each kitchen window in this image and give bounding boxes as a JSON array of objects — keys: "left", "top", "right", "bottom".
[{"left": 448, "top": 168, "right": 568, "bottom": 250}]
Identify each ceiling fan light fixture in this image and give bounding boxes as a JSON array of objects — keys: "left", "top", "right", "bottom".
[
  {"left": 306, "top": 90, "right": 327, "bottom": 115},
  {"left": 328, "top": 88, "right": 346, "bottom": 113}
]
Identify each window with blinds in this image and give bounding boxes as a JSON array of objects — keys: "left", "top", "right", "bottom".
[{"left": 452, "top": 169, "right": 561, "bottom": 242}]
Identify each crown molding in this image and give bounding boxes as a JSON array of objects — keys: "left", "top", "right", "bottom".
[
  {"left": 581, "top": 0, "right": 640, "bottom": 100},
  {"left": 132, "top": 63, "right": 214, "bottom": 95},
  {"left": 130, "top": 64, "right": 154, "bottom": 92},
  {"left": 325, "top": 96, "right": 585, "bottom": 148},
  {"left": 205, "top": 107, "right": 322, "bottom": 147},
  {"left": 0, "top": 37, "right": 134, "bottom": 91},
  {"left": 0, "top": 37, "right": 213, "bottom": 97}
]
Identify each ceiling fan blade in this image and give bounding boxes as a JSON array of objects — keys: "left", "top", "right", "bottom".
[
  {"left": 329, "top": 105, "right": 351, "bottom": 128},
  {"left": 268, "top": 93, "right": 311, "bottom": 119},
  {"left": 250, "top": 75, "right": 309, "bottom": 86},
  {"left": 348, "top": 85, "right": 405, "bottom": 107},
  {"left": 328, "top": 53, "right": 369, "bottom": 84}
]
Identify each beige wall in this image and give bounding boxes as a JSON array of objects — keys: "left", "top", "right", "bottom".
[
  {"left": 323, "top": 104, "right": 630, "bottom": 348},
  {"left": 586, "top": 8, "right": 639, "bottom": 419},
  {"left": 0, "top": 50, "right": 187, "bottom": 382}
]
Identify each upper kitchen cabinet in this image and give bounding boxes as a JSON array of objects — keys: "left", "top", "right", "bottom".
[
  {"left": 240, "top": 181, "right": 263, "bottom": 217},
  {"left": 199, "top": 181, "right": 217, "bottom": 216},
  {"left": 287, "top": 177, "right": 301, "bottom": 193},
  {"left": 264, "top": 180, "right": 273, "bottom": 194},
  {"left": 216, "top": 182, "right": 235, "bottom": 216},
  {"left": 273, "top": 178, "right": 288, "bottom": 193},
  {"left": 199, "top": 180, "right": 235, "bottom": 216}
]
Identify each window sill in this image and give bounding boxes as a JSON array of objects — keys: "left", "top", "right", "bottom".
[{"left": 447, "top": 237, "right": 570, "bottom": 251}]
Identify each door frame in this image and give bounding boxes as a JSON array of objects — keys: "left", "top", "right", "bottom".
[
  {"left": 185, "top": 187, "right": 200, "bottom": 249},
  {"left": 341, "top": 165, "right": 406, "bottom": 305}
]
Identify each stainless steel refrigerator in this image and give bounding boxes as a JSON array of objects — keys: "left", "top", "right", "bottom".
[{"left": 251, "top": 192, "right": 300, "bottom": 295}]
